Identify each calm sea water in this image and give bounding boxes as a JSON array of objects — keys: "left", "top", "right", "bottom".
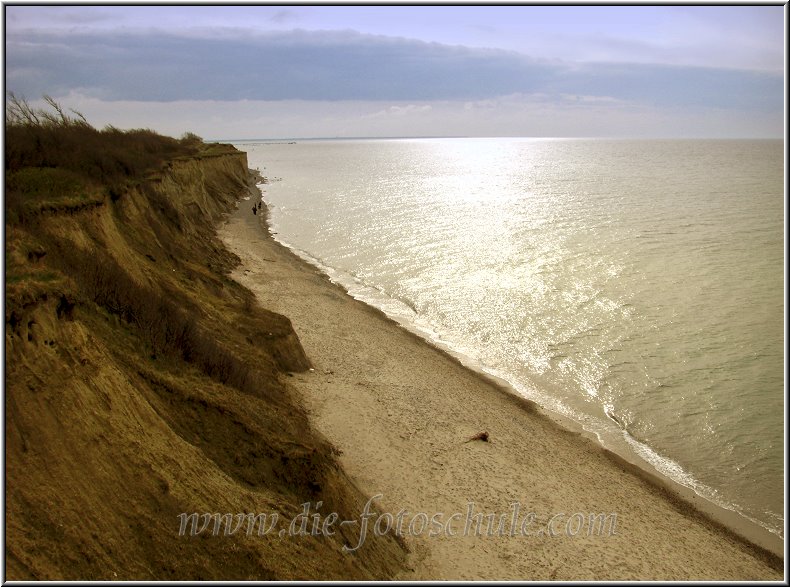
[{"left": 236, "top": 138, "right": 784, "bottom": 538}]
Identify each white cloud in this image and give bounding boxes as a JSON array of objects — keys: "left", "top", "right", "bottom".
[
  {"left": 46, "top": 92, "right": 782, "bottom": 140},
  {"left": 365, "top": 104, "right": 434, "bottom": 119}
]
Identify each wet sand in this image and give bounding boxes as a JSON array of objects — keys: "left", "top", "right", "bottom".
[{"left": 219, "top": 188, "right": 783, "bottom": 580}]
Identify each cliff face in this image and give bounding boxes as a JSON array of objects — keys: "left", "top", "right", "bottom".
[{"left": 5, "top": 146, "right": 406, "bottom": 580}]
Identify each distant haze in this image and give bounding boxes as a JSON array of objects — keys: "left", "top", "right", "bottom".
[{"left": 4, "top": 5, "right": 785, "bottom": 139}]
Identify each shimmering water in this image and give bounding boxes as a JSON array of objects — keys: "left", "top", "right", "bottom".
[{"left": 236, "top": 138, "right": 784, "bottom": 538}]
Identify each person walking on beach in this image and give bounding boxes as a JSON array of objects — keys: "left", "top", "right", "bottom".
[{"left": 252, "top": 205, "right": 257, "bottom": 215}]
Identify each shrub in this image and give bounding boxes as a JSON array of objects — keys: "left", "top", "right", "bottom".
[{"left": 5, "top": 93, "right": 200, "bottom": 196}]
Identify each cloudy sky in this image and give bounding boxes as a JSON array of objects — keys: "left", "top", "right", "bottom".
[{"left": 4, "top": 5, "right": 785, "bottom": 139}]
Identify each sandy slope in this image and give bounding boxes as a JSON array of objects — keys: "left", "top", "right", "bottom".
[
  {"left": 219, "top": 195, "right": 783, "bottom": 581},
  {"left": 4, "top": 151, "right": 406, "bottom": 580}
]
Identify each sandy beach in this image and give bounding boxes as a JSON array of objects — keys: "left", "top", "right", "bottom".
[{"left": 219, "top": 186, "right": 783, "bottom": 580}]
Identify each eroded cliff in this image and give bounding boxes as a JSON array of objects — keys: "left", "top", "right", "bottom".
[{"left": 5, "top": 140, "right": 406, "bottom": 579}]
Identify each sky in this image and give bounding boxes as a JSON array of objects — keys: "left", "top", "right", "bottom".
[{"left": 3, "top": 4, "right": 786, "bottom": 139}]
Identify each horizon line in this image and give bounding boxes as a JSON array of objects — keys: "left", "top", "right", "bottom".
[{"left": 208, "top": 135, "right": 784, "bottom": 143}]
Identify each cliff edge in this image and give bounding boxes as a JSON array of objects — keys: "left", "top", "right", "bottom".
[{"left": 4, "top": 121, "right": 406, "bottom": 579}]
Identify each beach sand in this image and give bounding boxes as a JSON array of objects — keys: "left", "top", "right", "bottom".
[{"left": 219, "top": 190, "right": 783, "bottom": 580}]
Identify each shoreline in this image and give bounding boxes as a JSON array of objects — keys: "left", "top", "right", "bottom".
[
  {"left": 261, "top": 197, "right": 785, "bottom": 558},
  {"left": 261, "top": 226, "right": 786, "bottom": 550},
  {"left": 270, "top": 230, "right": 785, "bottom": 557},
  {"left": 220, "top": 181, "right": 783, "bottom": 579}
]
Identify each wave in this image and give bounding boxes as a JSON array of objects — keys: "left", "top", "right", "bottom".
[{"left": 262, "top": 203, "right": 783, "bottom": 542}]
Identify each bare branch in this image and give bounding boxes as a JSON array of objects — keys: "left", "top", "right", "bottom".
[
  {"left": 6, "top": 92, "right": 93, "bottom": 128},
  {"left": 6, "top": 92, "right": 40, "bottom": 126},
  {"left": 69, "top": 108, "right": 89, "bottom": 126},
  {"left": 43, "top": 94, "right": 69, "bottom": 125}
]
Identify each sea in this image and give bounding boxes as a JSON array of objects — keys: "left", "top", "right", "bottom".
[{"left": 234, "top": 137, "right": 784, "bottom": 540}]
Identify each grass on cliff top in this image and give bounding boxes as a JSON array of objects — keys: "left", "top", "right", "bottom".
[{"left": 5, "top": 94, "right": 228, "bottom": 223}]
